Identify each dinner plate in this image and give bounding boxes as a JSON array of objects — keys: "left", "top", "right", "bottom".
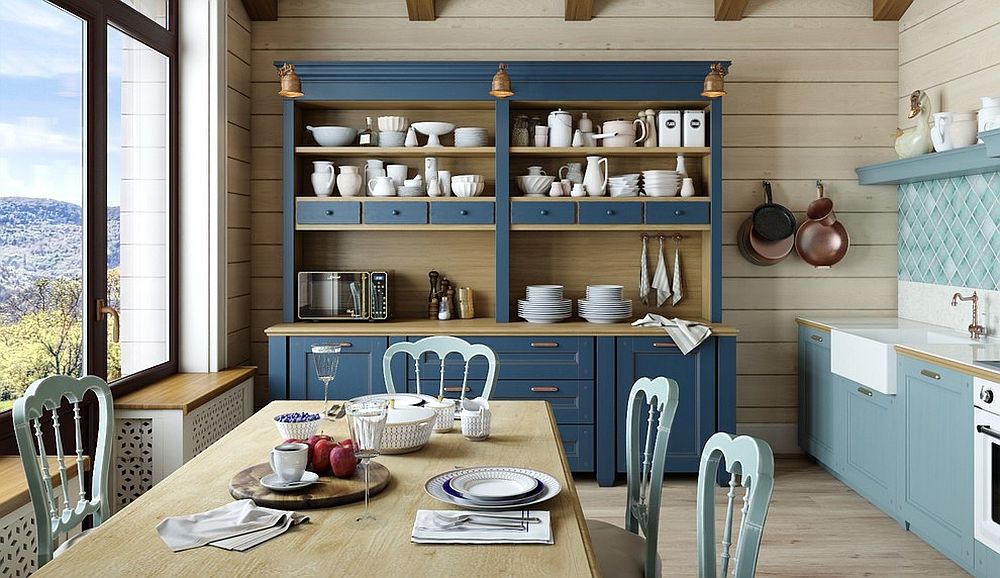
[
  {"left": 425, "top": 466, "right": 561, "bottom": 510},
  {"left": 448, "top": 469, "right": 543, "bottom": 501},
  {"left": 260, "top": 471, "right": 320, "bottom": 491},
  {"left": 442, "top": 479, "right": 545, "bottom": 506},
  {"left": 348, "top": 393, "right": 432, "bottom": 407}
]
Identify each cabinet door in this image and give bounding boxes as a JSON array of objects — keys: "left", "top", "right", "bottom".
[
  {"left": 898, "top": 356, "right": 973, "bottom": 570},
  {"left": 841, "top": 376, "right": 895, "bottom": 513},
  {"left": 288, "top": 337, "right": 388, "bottom": 400},
  {"left": 616, "top": 337, "right": 716, "bottom": 472},
  {"left": 798, "top": 326, "right": 842, "bottom": 469}
]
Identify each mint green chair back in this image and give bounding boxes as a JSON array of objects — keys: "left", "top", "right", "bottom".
[
  {"left": 625, "top": 376, "right": 680, "bottom": 575},
  {"left": 697, "top": 432, "right": 775, "bottom": 578},
  {"left": 13, "top": 375, "right": 114, "bottom": 568},
  {"left": 383, "top": 336, "right": 498, "bottom": 400}
]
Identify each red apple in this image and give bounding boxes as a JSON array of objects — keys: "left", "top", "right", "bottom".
[
  {"left": 305, "top": 434, "right": 332, "bottom": 471},
  {"left": 339, "top": 438, "right": 361, "bottom": 463},
  {"left": 330, "top": 445, "right": 357, "bottom": 478},
  {"left": 313, "top": 438, "right": 337, "bottom": 473}
]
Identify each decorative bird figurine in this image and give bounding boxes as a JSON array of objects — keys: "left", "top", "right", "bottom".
[{"left": 894, "top": 90, "right": 933, "bottom": 159}]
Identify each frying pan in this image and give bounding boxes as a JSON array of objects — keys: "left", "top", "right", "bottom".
[
  {"left": 752, "top": 181, "right": 797, "bottom": 241},
  {"left": 737, "top": 217, "right": 783, "bottom": 266}
]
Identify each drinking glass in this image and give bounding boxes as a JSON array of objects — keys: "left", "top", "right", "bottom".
[
  {"left": 345, "top": 399, "right": 389, "bottom": 522},
  {"left": 311, "top": 344, "right": 342, "bottom": 419}
]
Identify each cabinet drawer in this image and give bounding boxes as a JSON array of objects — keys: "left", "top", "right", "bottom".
[
  {"left": 558, "top": 425, "right": 595, "bottom": 472},
  {"left": 409, "top": 379, "right": 594, "bottom": 424},
  {"left": 405, "top": 336, "right": 594, "bottom": 381},
  {"left": 430, "top": 202, "right": 494, "bottom": 225},
  {"left": 644, "top": 201, "right": 709, "bottom": 225},
  {"left": 297, "top": 201, "right": 361, "bottom": 225},
  {"left": 364, "top": 201, "right": 427, "bottom": 224},
  {"left": 511, "top": 201, "right": 575, "bottom": 224},
  {"left": 578, "top": 202, "right": 642, "bottom": 224}
]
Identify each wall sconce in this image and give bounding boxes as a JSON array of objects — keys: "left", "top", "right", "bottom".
[
  {"left": 277, "top": 63, "right": 303, "bottom": 98},
  {"left": 701, "top": 63, "right": 727, "bottom": 98},
  {"left": 489, "top": 63, "right": 514, "bottom": 98}
]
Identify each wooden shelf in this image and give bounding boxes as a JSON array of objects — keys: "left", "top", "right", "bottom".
[
  {"left": 295, "top": 146, "right": 495, "bottom": 157},
  {"left": 296, "top": 224, "right": 495, "bottom": 231},
  {"left": 510, "top": 147, "right": 710, "bottom": 157},
  {"left": 296, "top": 196, "right": 495, "bottom": 202},
  {"left": 510, "top": 224, "right": 709, "bottom": 231},
  {"left": 856, "top": 138, "right": 1000, "bottom": 185},
  {"left": 264, "top": 318, "right": 738, "bottom": 337},
  {"left": 510, "top": 196, "right": 709, "bottom": 202}
]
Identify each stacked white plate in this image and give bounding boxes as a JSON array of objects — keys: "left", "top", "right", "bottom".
[
  {"left": 518, "top": 285, "right": 571, "bottom": 323},
  {"left": 425, "top": 466, "right": 562, "bottom": 510},
  {"left": 454, "top": 127, "right": 489, "bottom": 148},
  {"left": 609, "top": 174, "right": 641, "bottom": 197},
  {"left": 642, "top": 170, "right": 681, "bottom": 197},
  {"left": 578, "top": 284, "right": 632, "bottom": 324},
  {"left": 397, "top": 185, "right": 425, "bottom": 197}
]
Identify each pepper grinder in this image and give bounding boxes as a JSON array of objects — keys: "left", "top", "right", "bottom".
[
  {"left": 428, "top": 271, "right": 440, "bottom": 319},
  {"left": 643, "top": 109, "right": 657, "bottom": 147}
]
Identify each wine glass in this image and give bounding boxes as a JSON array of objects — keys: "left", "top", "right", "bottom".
[
  {"left": 345, "top": 399, "right": 389, "bottom": 522},
  {"left": 311, "top": 344, "right": 342, "bottom": 419}
]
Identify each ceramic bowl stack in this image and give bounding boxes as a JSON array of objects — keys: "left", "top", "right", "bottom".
[
  {"left": 518, "top": 285, "right": 571, "bottom": 323},
  {"left": 452, "top": 174, "right": 485, "bottom": 197},
  {"left": 454, "top": 127, "right": 489, "bottom": 148},
  {"left": 609, "top": 174, "right": 641, "bottom": 197},
  {"left": 377, "top": 116, "right": 408, "bottom": 148},
  {"left": 397, "top": 184, "right": 425, "bottom": 197},
  {"left": 380, "top": 131, "right": 406, "bottom": 147},
  {"left": 578, "top": 285, "right": 632, "bottom": 324},
  {"left": 642, "top": 170, "right": 681, "bottom": 197}
]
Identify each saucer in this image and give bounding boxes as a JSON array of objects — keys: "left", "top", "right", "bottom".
[{"left": 261, "top": 471, "right": 320, "bottom": 491}]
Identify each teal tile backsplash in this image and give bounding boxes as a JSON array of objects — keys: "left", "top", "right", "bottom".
[{"left": 898, "top": 172, "right": 1000, "bottom": 290}]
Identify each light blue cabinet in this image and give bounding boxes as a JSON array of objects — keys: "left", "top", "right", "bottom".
[
  {"left": 840, "top": 375, "right": 896, "bottom": 516},
  {"left": 797, "top": 326, "right": 842, "bottom": 469}
]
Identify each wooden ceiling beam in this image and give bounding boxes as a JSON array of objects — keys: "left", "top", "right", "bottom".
[
  {"left": 873, "top": 0, "right": 914, "bottom": 20},
  {"left": 565, "top": 0, "right": 593, "bottom": 21},
  {"left": 242, "top": 0, "right": 276, "bottom": 21},
  {"left": 406, "top": 0, "right": 437, "bottom": 21},
  {"left": 714, "top": 0, "right": 750, "bottom": 21}
]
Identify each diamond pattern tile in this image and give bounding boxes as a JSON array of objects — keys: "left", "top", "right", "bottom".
[{"left": 898, "top": 172, "right": 1000, "bottom": 290}]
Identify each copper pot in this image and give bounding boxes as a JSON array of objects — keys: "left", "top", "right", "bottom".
[{"left": 795, "top": 181, "right": 850, "bottom": 268}]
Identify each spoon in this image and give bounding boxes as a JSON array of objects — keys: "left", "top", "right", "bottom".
[{"left": 432, "top": 512, "right": 541, "bottom": 525}]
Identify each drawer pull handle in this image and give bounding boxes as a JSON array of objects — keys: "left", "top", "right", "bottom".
[
  {"left": 459, "top": 209, "right": 468, "bottom": 215},
  {"left": 391, "top": 209, "right": 400, "bottom": 215},
  {"left": 325, "top": 210, "right": 334, "bottom": 216},
  {"left": 335, "top": 342, "right": 352, "bottom": 348},
  {"left": 674, "top": 210, "right": 684, "bottom": 216},
  {"left": 653, "top": 342, "right": 678, "bottom": 348},
  {"left": 606, "top": 210, "right": 615, "bottom": 216},
  {"left": 920, "top": 369, "right": 941, "bottom": 380},
  {"left": 530, "top": 342, "right": 559, "bottom": 348},
  {"left": 530, "top": 386, "right": 560, "bottom": 393},
  {"left": 857, "top": 386, "right": 873, "bottom": 397},
  {"left": 810, "top": 334, "right": 823, "bottom": 342},
  {"left": 443, "top": 386, "right": 471, "bottom": 393},
  {"left": 540, "top": 210, "right": 549, "bottom": 215}
]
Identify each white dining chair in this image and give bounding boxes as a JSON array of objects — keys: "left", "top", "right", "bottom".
[
  {"left": 587, "top": 376, "right": 680, "bottom": 578},
  {"left": 697, "top": 432, "right": 775, "bottom": 578},
  {"left": 382, "top": 336, "right": 498, "bottom": 400},
  {"left": 13, "top": 375, "right": 114, "bottom": 569}
]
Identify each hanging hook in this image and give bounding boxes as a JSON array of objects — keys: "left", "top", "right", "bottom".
[
  {"left": 641, "top": 232, "right": 649, "bottom": 241},
  {"left": 672, "top": 234, "right": 683, "bottom": 244}
]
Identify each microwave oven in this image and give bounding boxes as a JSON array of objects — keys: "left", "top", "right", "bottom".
[{"left": 297, "top": 271, "right": 390, "bottom": 321}]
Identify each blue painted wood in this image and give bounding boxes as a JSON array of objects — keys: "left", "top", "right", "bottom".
[
  {"left": 268, "top": 336, "right": 289, "bottom": 400},
  {"left": 856, "top": 143, "right": 1000, "bottom": 185},
  {"left": 403, "top": 336, "right": 594, "bottom": 381},
  {"left": 287, "top": 336, "right": 388, "bottom": 400},
  {"left": 840, "top": 374, "right": 896, "bottom": 514},
  {"left": 797, "top": 326, "right": 842, "bottom": 469},
  {"left": 558, "top": 424, "right": 595, "bottom": 472},
  {"left": 282, "top": 100, "right": 298, "bottom": 322},
  {"left": 708, "top": 101, "right": 723, "bottom": 322},
  {"left": 982, "top": 128, "right": 1000, "bottom": 158},
  {"left": 510, "top": 201, "right": 575, "bottom": 224},
  {"left": 364, "top": 201, "right": 427, "bottom": 224},
  {"left": 716, "top": 335, "right": 736, "bottom": 486},
  {"left": 491, "top": 380, "right": 594, "bottom": 423},
  {"left": 296, "top": 200, "right": 361, "bottom": 224},
  {"left": 596, "top": 337, "right": 617, "bottom": 486},
  {"left": 975, "top": 540, "right": 1000, "bottom": 577},
  {"left": 578, "top": 201, "right": 642, "bottom": 224},
  {"left": 429, "top": 201, "right": 494, "bottom": 224},
  {"left": 645, "top": 201, "right": 710, "bottom": 224},
  {"left": 495, "top": 98, "right": 511, "bottom": 323},
  {"left": 897, "top": 355, "right": 974, "bottom": 571}
]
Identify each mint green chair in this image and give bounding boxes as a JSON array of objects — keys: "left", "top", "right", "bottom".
[
  {"left": 13, "top": 375, "right": 114, "bottom": 568},
  {"left": 697, "top": 432, "right": 775, "bottom": 578},
  {"left": 587, "top": 376, "right": 680, "bottom": 578},
  {"left": 383, "top": 336, "right": 498, "bottom": 400}
]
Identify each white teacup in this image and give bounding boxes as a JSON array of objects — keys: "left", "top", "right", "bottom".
[{"left": 269, "top": 442, "right": 308, "bottom": 483}]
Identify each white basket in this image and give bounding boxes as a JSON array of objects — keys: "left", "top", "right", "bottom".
[
  {"left": 273, "top": 416, "right": 321, "bottom": 441},
  {"left": 381, "top": 415, "right": 435, "bottom": 454}
]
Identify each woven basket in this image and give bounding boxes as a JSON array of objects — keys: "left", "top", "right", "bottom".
[{"left": 273, "top": 416, "right": 321, "bottom": 441}]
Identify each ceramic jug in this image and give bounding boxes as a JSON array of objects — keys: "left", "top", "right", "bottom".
[
  {"left": 368, "top": 176, "right": 396, "bottom": 197},
  {"left": 311, "top": 161, "right": 336, "bottom": 197},
  {"left": 527, "top": 166, "right": 547, "bottom": 176},
  {"left": 597, "top": 119, "right": 647, "bottom": 147},
  {"left": 931, "top": 112, "right": 954, "bottom": 152},
  {"left": 979, "top": 96, "right": 1000, "bottom": 140},
  {"left": 547, "top": 109, "right": 573, "bottom": 148},
  {"left": 558, "top": 162, "right": 583, "bottom": 185},
  {"left": 337, "top": 166, "right": 362, "bottom": 197},
  {"left": 583, "top": 155, "right": 608, "bottom": 197}
]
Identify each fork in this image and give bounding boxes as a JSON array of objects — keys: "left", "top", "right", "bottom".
[{"left": 432, "top": 512, "right": 542, "bottom": 525}]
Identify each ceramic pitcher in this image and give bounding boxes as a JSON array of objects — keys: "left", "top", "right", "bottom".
[
  {"left": 547, "top": 109, "right": 573, "bottom": 148},
  {"left": 558, "top": 162, "right": 583, "bottom": 185},
  {"left": 931, "top": 112, "right": 954, "bottom": 152},
  {"left": 583, "top": 155, "right": 608, "bottom": 197},
  {"left": 337, "top": 166, "right": 362, "bottom": 197},
  {"left": 311, "top": 161, "right": 336, "bottom": 197}
]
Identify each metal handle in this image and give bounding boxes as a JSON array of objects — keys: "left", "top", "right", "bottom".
[
  {"left": 530, "top": 386, "right": 560, "bottom": 393},
  {"left": 95, "top": 299, "right": 120, "bottom": 344},
  {"left": 391, "top": 209, "right": 400, "bottom": 215},
  {"left": 325, "top": 210, "right": 334, "bottom": 216},
  {"left": 674, "top": 210, "right": 683, "bottom": 216},
  {"left": 810, "top": 334, "right": 823, "bottom": 342},
  {"left": 606, "top": 209, "right": 615, "bottom": 215},
  {"left": 459, "top": 209, "right": 468, "bottom": 215},
  {"left": 443, "top": 386, "right": 471, "bottom": 393},
  {"left": 335, "top": 342, "right": 353, "bottom": 348},
  {"left": 857, "top": 386, "right": 873, "bottom": 397},
  {"left": 920, "top": 369, "right": 941, "bottom": 380},
  {"left": 540, "top": 209, "right": 549, "bottom": 215},
  {"left": 530, "top": 342, "right": 559, "bottom": 348},
  {"left": 653, "top": 342, "right": 678, "bottom": 348},
  {"left": 978, "top": 425, "right": 1000, "bottom": 442}
]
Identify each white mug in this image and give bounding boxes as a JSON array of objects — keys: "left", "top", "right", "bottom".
[
  {"left": 387, "top": 164, "right": 408, "bottom": 186},
  {"left": 368, "top": 176, "right": 396, "bottom": 196},
  {"left": 460, "top": 398, "right": 491, "bottom": 441},
  {"left": 269, "top": 442, "right": 308, "bottom": 483},
  {"left": 437, "top": 170, "right": 452, "bottom": 196}
]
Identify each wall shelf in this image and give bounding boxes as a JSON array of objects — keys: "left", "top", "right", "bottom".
[
  {"left": 856, "top": 135, "right": 1000, "bottom": 185},
  {"left": 510, "top": 196, "right": 710, "bottom": 202},
  {"left": 510, "top": 147, "right": 710, "bottom": 157},
  {"left": 296, "top": 196, "right": 495, "bottom": 202},
  {"left": 295, "top": 146, "right": 496, "bottom": 157}
]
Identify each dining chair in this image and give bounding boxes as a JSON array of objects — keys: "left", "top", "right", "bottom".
[
  {"left": 586, "top": 376, "right": 680, "bottom": 578},
  {"left": 697, "top": 432, "right": 775, "bottom": 578},
  {"left": 13, "top": 375, "right": 115, "bottom": 568},
  {"left": 382, "top": 336, "right": 498, "bottom": 400}
]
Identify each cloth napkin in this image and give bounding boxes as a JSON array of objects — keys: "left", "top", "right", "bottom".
[
  {"left": 672, "top": 245, "right": 683, "bottom": 306},
  {"left": 651, "top": 236, "right": 671, "bottom": 307},
  {"left": 156, "top": 499, "right": 309, "bottom": 552},
  {"left": 411, "top": 510, "right": 552, "bottom": 544},
  {"left": 639, "top": 236, "right": 651, "bottom": 306},
  {"left": 631, "top": 314, "right": 712, "bottom": 355}
]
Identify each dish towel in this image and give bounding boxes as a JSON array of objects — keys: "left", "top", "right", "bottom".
[
  {"left": 156, "top": 499, "right": 309, "bottom": 552},
  {"left": 672, "top": 245, "right": 683, "bottom": 306},
  {"left": 631, "top": 314, "right": 712, "bottom": 355},
  {"left": 639, "top": 236, "right": 651, "bottom": 305},
  {"left": 411, "top": 510, "right": 552, "bottom": 544},
  {"left": 651, "top": 236, "right": 672, "bottom": 307}
]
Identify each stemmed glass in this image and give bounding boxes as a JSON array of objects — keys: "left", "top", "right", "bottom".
[
  {"left": 311, "top": 344, "right": 342, "bottom": 419},
  {"left": 345, "top": 399, "right": 389, "bottom": 522}
]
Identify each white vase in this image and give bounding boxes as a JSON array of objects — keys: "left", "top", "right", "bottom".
[
  {"left": 311, "top": 171, "right": 336, "bottom": 197},
  {"left": 336, "top": 166, "right": 363, "bottom": 197}
]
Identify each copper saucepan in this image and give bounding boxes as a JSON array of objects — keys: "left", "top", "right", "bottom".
[{"left": 795, "top": 181, "right": 850, "bottom": 268}]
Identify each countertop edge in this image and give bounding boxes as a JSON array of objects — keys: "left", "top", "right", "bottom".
[
  {"left": 894, "top": 345, "right": 1000, "bottom": 382},
  {"left": 795, "top": 318, "right": 832, "bottom": 332},
  {"left": 263, "top": 320, "right": 739, "bottom": 337}
]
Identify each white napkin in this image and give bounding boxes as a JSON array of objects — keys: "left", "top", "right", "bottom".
[
  {"left": 631, "top": 314, "right": 712, "bottom": 355},
  {"left": 156, "top": 499, "right": 308, "bottom": 552},
  {"left": 672, "top": 245, "right": 683, "bottom": 306},
  {"left": 411, "top": 510, "right": 552, "bottom": 544},
  {"left": 639, "top": 236, "right": 651, "bottom": 305},
  {"left": 210, "top": 509, "right": 309, "bottom": 552},
  {"left": 651, "top": 236, "right": 672, "bottom": 307}
]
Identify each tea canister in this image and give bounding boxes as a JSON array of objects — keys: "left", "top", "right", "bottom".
[{"left": 547, "top": 108, "right": 573, "bottom": 148}]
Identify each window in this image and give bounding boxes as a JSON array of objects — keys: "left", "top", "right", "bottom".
[{"left": 0, "top": 0, "right": 177, "bottom": 410}]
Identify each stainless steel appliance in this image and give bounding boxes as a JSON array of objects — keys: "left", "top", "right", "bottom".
[
  {"left": 974, "top": 369, "right": 1000, "bottom": 553},
  {"left": 297, "top": 271, "right": 390, "bottom": 321}
]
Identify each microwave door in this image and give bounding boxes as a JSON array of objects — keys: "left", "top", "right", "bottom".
[{"left": 349, "top": 282, "right": 361, "bottom": 317}]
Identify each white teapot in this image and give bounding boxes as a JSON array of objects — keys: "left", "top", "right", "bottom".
[{"left": 595, "top": 118, "right": 647, "bottom": 148}]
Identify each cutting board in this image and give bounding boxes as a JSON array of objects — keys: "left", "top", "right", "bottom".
[{"left": 229, "top": 462, "right": 390, "bottom": 510}]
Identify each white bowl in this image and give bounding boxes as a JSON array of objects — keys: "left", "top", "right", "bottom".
[
  {"left": 381, "top": 407, "right": 436, "bottom": 454},
  {"left": 411, "top": 122, "right": 456, "bottom": 146},
  {"left": 379, "top": 131, "right": 406, "bottom": 147},
  {"left": 306, "top": 125, "right": 358, "bottom": 147},
  {"left": 452, "top": 182, "right": 485, "bottom": 197},
  {"left": 516, "top": 175, "right": 556, "bottom": 195},
  {"left": 273, "top": 412, "right": 322, "bottom": 440},
  {"left": 377, "top": 115, "right": 408, "bottom": 132},
  {"left": 452, "top": 174, "right": 483, "bottom": 183}
]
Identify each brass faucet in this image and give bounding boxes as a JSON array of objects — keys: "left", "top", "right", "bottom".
[{"left": 951, "top": 291, "right": 987, "bottom": 340}]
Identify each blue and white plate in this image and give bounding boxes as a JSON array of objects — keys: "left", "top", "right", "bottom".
[
  {"left": 348, "top": 393, "right": 434, "bottom": 407},
  {"left": 445, "top": 470, "right": 544, "bottom": 502},
  {"left": 425, "top": 467, "right": 561, "bottom": 510}
]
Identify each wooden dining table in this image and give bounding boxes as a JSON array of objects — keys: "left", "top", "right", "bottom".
[{"left": 34, "top": 400, "right": 600, "bottom": 577}]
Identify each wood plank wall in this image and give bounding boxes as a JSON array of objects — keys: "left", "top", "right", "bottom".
[
  {"left": 241, "top": 0, "right": 901, "bottom": 451},
  {"left": 227, "top": 2, "right": 253, "bottom": 376}
]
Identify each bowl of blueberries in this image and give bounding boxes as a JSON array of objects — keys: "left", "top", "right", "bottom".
[{"left": 273, "top": 411, "right": 322, "bottom": 440}]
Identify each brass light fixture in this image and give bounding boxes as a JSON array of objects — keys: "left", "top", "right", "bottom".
[
  {"left": 489, "top": 63, "right": 514, "bottom": 98},
  {"left": 701, "top": 63, "right": 728, "bottom": 98},
  {"left": 277, "top": 63, "right": 303, "bottom": 98}
]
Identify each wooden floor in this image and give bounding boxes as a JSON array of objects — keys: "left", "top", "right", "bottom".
[{"left": 576, "top": 457, "right": 968, "bottom": 577}]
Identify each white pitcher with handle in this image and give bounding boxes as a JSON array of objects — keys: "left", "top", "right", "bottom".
[
  {"left": 311, "top": 161, "right": 336, "bottom": 197},
  {"left": 931, "top": 112, "right": 954, "bottom": 152},
  {"left": 583, "top": 155, "right": 608, "bottom": 197}
]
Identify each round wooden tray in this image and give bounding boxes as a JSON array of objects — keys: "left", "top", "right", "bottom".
[{"left": 229, "top": 462, "right": 390, "bottom": 510}]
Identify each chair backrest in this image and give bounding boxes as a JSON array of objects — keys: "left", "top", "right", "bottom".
[
  {"left": 696, "top": 432, "right": 775, "bottom": 578},
  {"left": 382, "top": 336, "right": 498, "bottom": 400},
  {"left": 624, "top": 376, "right": 680, "bottom": 577},
  {"left": 13, "top": 375, "right": 114, "bottom": 568}
]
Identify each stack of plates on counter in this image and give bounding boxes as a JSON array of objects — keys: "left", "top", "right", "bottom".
[
  {"left": 425, "top": 466, "right": 561, "bottom": 510},
  {"left": 454, "top": 127, "right": 489, "bottom": 148},
  {"left": 578, "top": 284, "right": 632, "bottom": 324},
  {"left": 397, "top": 185, "right": 425, "bottom": 197},
  {"left": 642, "top": 170, "right": 681, "bottom": 197},
  {"left": 609, "top": 173, "right": 640, "bottom": 197},
  {"left": 518, "top": 285, "right": 571, "bottom": 324}
]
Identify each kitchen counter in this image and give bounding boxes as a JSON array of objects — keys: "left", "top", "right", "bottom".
[
  {"left": 265, "top": 318, "right": 739, "bottom": 337},
  {"left": 796, "top": 316, "right": 1000, "bottom": 382}
]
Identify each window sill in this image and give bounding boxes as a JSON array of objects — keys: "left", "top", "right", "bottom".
[
  {"left": 0, "top": 456, "right": 90, "bottom": 519},
  {"left": 113, "top": 366, "right": 256, "bottom": 415}
]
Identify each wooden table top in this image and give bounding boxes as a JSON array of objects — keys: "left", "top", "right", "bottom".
[
  {"left": 113, "top": 367, "right": 256, "bottom": 414},
  {"left": 35, "top": 400, "right": 599, "bottom": 577}
]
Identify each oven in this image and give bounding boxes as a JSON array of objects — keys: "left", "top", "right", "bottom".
[{"left": 974, "top": 375, "right": 1000, "bottom": 552}]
